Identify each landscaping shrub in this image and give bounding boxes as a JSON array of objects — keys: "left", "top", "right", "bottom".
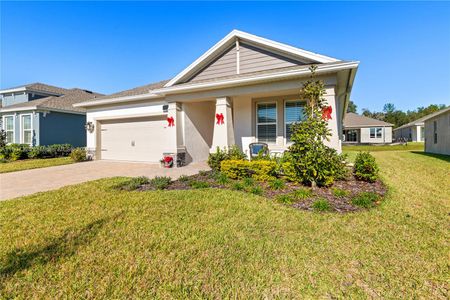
[
  {"left": 0, "top": 146, "right": 12, "bottom": 160},
  {"left": 221, "top": 160, "right": 251, "bottom": 179},
  {"left": 115, "top": 176, "right": 149, "bottom": 191},
  {"left": 248, "top": 160, "right": 277, "bottom": 181},
  {"left": 221, "top": 159, "right": 276, "bottom": 181},
  {"left": 178, "top": 175, "right": 190, "bottom": 182},
  {"left": 214, "top": 172, "right": 230, "bottom": 185},
  {"left": 242, "top": 177, "right": 254, "bottom": 187},
  {"left": 207, "top": 145, "right": 246, "bottom": 171},
  {"left": 28, "top": 146, "right": 48, "bottom": 159},
  {"left": 332, "top": 188, "right": 350, "bottom": 198},
  {"left": 249, "top": 186, "right": 263, "bottom": 195},
  {"left": 351, "top": 192, "right": 379, "bottom": 208},
  {"left": 292, "top": 188, "right": 312, "bottom": 200},
  {"left": 286, "top": 66, "right": 348, "bottom": 186},
  {"left": 70, "top": 148, "right": 87, "bottom": 162},
  {"left": 9, "top": 144, "right": 30, "bottom": 161},
  {"left": 231, "top": 182, "right": 244, "bottom": 191},
  {"left": 354, "top": 152, "right": 379, "bottom": 182},
  {"left": 47, "top": 144, "right": 73, "bottom": 157},
  {"left": 276, "top": 194, "right": 295, "bottom": 205},
  {"left": 269, "top": 178, "right": 285, "bottom": 190},
  {"left": 149, "top": 176, "right": 172, "bottom": 190},
  {"left": 312, "top": 198, "right": 331, "bottom": 212},
  {"left": 189, "top": 180, "right": 210, "bottom": 189},
  {"left": 0, "top": 130, "right": 6, "bottom": 148}
]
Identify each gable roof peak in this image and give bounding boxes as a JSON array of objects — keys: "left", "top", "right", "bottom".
[{"left": 165, "top": 30, "right": 341, "bottom": 87}]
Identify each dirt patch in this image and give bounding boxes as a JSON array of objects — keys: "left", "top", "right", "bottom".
[{"left": 139, "top": 171, "right": 387, "bottom": 213}]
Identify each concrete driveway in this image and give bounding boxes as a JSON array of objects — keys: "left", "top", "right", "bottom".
[{"left": 0, "top": 160, "right": 209, "bottom": 201}]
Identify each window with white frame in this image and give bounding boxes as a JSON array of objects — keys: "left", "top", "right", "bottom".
[
  {"left": 370, "top": 127, "right": 382, "bottom": 138},
  {"left": 4, "top": 116, "right": 14, "bottom": 143},
  {"left": 256, "top": 102, "right": 277, "bottom": 143},
  {"left": 285, "top": 100, "right": 305, "bottom": 142},
  {"left": 21, "top": 115, "right": 32, "bottom": 145}
]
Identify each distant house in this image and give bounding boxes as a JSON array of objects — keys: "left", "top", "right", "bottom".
[
  {"left": 343, "top": 112, "right": 393, "bottom": 144},
  {"left": 424, "top": 107, "right": 450, "bottom": 155},
  {"left": 393, "top": 109, "right": 449, "bottom": 142},
  {"left": 0, "top": 83, "right": 101, "bottom": 146}
]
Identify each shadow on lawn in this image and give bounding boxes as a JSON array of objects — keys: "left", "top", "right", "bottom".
[
  {"left": 411, "top": 151, "right": 450, "bottom": 163},
  {"left": 0, "top": 213, "right": 122, "bottom": 278}
]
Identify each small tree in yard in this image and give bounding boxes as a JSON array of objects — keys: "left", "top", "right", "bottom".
[{"left": 288, "top": 66, "right": 347, "bottom": 186}]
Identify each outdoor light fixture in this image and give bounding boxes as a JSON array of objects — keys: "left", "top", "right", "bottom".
[{"left": 85, "top": 121, "right": 95, "bottom": 133}]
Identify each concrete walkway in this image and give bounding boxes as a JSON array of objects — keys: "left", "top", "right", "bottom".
[{"left": 0, "top": 160, "right": 209, "bottom": 201}]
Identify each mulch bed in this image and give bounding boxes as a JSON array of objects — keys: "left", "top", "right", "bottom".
[{"left": 139, "top": 171, "right": 387, "bottom": 213}]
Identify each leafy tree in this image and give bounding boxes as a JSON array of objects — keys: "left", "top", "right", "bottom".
[
  {"left": 288, "top": 66, "right": 347, "bottom": 187},
  {"left": 347, "top": 100, "right": 357, "bottom": 113}
]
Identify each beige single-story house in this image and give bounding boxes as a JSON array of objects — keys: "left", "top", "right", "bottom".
[
  {"left": 343, "top": 113, "right": 393, "bottom": 144},
  {"left": 424, "top": 107, "right": 450, "bottom": 155},
  {"left": 393, "top": 109, "right": 449, "bottom": 142},
  {"left": 74, "top": 30, "right": 359, "bottom": 164}
]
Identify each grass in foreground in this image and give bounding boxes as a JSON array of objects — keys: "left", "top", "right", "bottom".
[
  {"left": 0, "top": 151, "right": 449, "bottom": 298},
  {"left": 0, "top": 157, "right": 74, "bottom": 173},
  {"left": 342, "top": 141, "right": 424, "bottom": 152}
]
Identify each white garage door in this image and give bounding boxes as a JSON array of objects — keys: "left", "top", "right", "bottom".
[{"left": 100, "top": 116, "right": 168, "bottom": 162}]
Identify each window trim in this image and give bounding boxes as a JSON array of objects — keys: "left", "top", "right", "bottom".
[
  {"left": 370, "top": 127, "right": 382, "bottom": 139},
  {"left": 433, "top": 120, "right": 438, "bottom": 144},
  {"left": 2, "top": 114, "right": 15, "bottom": 144},
  {"left": 20, "top": 113, "right": 33, "bottom": 145},
  {"left": 284, "top": 99, "right": 306, "bottom": 145},
  {"left": 256, "top": 101, "right": 277, "bottom": 144}
]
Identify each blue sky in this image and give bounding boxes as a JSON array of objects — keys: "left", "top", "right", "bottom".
[{"left": 1, "top": 1, "right": 449, "bottom": 112}]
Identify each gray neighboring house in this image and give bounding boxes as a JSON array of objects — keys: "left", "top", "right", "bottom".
[
  {"left": 343, "top": 112, "right": 393, "bottom": 144},
  {"left": 0, "top": 83, "right": 102, "bottom": 147},
  {"left": 393, "top": 109, "right": 449, "bottom": 142},
  {"left": 424, "top": 107, "right": 450, "bottom": 155}
]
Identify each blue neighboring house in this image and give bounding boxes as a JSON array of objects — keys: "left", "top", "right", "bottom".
[{"left": 0, "top": 83, "right": 102, "bottom": 147}]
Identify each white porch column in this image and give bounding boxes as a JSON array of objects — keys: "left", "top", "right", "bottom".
[
  {"left": 210, "top": 97, "right": 235, "bottom": 152},
  {"left": 165, "top": 102, "right": 180, "bottom": 153}
]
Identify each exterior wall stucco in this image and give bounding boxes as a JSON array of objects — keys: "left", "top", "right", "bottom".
[
  {"left": 425, "top": 111, "right": 450, "bottom": 155},
  {"left": 359, "top": 126, "right": 392, "bottom": 143},
  {"left": 183, "top": 102, "right": 215, "bottom": 162}
]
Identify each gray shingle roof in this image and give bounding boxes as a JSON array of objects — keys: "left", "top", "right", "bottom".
[
  {"left": 91, "top": 80, "right": 170, "bottom": 101},
  {"left": 0, "top": 89, "right": 103, "bottom": 113},
  {"left": 344, "top": 112, "right": 393, "bottom": 128},
  {"left": 394, "top": 107, "right": 450, "bottom": 130},
  {"left": 0, "top": 82, "right": 70, "bottom": 95}
]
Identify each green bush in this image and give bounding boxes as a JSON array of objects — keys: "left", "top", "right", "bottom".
[
  {"left": 47, "top": 144, "right": 73, "bottom": 157},
  {"left": 249, "top": 186, "right": 263, "bottom": 195},
  {"left": 115, "top": 176, "right": 149, "bottom": 191},
  {"left": 70, "top": 148, "right": 87, "bottom": 162},
  {"left": 189, "top": 180, "right": 210, "bottom": 189},
  {"left": 207, "top": 145, "right": 246, "bottom": 172},
  {"left": 28, "top": 146, "right": 48, "bottom": 159},
  {"left": 292, "top": 188, "right": 312, "bottom": 200},
  {"left": 221, "top": 159, "right": 276, "bottom": 181},
  {"left": 9, "top": 144, "right": 30, "bottom": 161},
  {"left": 149, "top": 176, "right": 172, "bottom": 190},
  {"left": 178, "top": 175, "right": 190, "bottom": 182},
  {"left": 214, "top": 172, "right": 229, "bottom": 185},
  {"left": 354, "top": 152, "right": 379, "bottom": 182},
  {"left": 221, "top": 160, "right": 251, "bottom": 179},
  {"left": 332, "top": 188, "right": 350, "bottom": 198},
  {"left": 351, "top": 192, "right": 379, "bottom": 208},
  {"left": 0, "top": 146, "right": 12, "bottom": 160},
  {"left": 242, "top": 177, "right": 254, "bottom": 187},
  {"left": 269, "top": 178, "right": 285, "bottom": 190},
  {"left": 231, "top": 182, "right": 245, "bottom": 191},
  {"left": 312, "top": 198, "right": 331, "bottom": 212},
  {"left": 276, "top": 194, "right": 295, "bottom": 205}
]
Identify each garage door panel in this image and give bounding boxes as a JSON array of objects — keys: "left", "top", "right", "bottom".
[{"left": 100, "top": 116, "right": 168, "bottom": 162}]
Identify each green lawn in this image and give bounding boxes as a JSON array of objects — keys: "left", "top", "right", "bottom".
[
  {"left": 0, "top": 157, "right": 74, "bottom": 173},
  {"left": 343, "top": 142, "right": 424, "bottom": 152},
  {"left": 1, "top": 152, "right": 449, "bottom": 298}
]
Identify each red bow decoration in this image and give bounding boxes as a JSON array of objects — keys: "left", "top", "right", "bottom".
[
  {"left": 216, "top": 113, "right": 224, "bottom": 125},
  {"left": 167, "top": 116, "right": 175, "bottom": 127},
  {"left": 321, "top": 106, "right": 332, "bottom": 121}
]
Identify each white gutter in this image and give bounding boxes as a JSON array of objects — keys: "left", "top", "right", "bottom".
[
  {"left": 74, "top": 61, "right": 359, "bottom": 108},
  {"left": 0, "top": 106, "right": 86, "bottom": 115},
  {"left": 0, "top": 87, "right": 27, "bottom": 94},
  {"left": 0, "top": 106, "right": 38, "bottom": 113}
]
